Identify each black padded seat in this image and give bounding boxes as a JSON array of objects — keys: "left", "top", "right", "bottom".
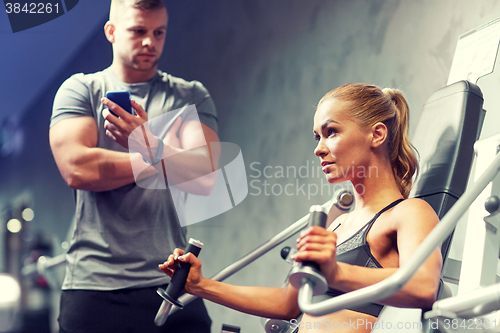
[{"left": 409, "top": 80, "right": 484, "bottom": 260}]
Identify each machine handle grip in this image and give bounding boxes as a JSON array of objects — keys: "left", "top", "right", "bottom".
[
  {"left": 165, "top": 239, "right": 203, "bottom": 301},
  {"left": 301, "top": 205, "right": 327, "bottom": 272}
]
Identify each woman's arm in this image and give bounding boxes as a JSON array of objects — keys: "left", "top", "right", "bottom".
[
  {"left": 159, "top": 250, "right": 301, "bottom": 320},
  {"left": 294, "top": 198, "right": 443, "bottom": 309}
]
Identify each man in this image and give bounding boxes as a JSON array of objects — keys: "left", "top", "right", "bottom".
[{"left": 49, "top": 0, "right": 218, "bottom": 332}]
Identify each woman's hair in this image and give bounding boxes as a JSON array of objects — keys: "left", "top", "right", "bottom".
[{"left": 319, "top": 83, "right": 418, "bottom": 198}]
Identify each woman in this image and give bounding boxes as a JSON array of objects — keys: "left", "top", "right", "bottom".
[{"left": 159, "top": 83, "right": 443, "bottom": 333}]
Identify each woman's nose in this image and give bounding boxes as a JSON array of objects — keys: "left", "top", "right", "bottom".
[{"left": 314, "top": 139, "right": 328, "bottom": 157}]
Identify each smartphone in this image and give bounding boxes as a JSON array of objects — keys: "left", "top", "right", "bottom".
[{"left": 105, "top": 91, "right": 133, "bottom": 116}]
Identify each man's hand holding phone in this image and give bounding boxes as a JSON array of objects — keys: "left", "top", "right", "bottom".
[
  {"left": 102, "top": 91, "right": 182, "bottom": 167},
  {"left": 102, "top": 91, "right": 150, "bottom": 151},
  {"left": 105, "top": 91, "right": 133, "bottom": 116}
]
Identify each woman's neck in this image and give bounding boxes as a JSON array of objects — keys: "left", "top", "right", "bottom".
[{"left": 351, "top": 166, "right": 403, "bottom": 211}]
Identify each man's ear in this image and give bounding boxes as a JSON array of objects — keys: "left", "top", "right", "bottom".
[
  {"left": 104, "top": 21, "right": 115, "bottom": 43},
  {"left": 371, "top": 122, "right": 388, "bottom": 149}
]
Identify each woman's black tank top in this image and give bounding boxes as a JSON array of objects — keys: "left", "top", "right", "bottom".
[{"left": 312, "top": 198, "right": 404, "bottom": 317}]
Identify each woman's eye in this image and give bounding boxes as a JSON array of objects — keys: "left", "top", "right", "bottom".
[
  {"left": 314, "top": 134, "right": 320, "bottom": 142},
  {"left": 327, "top": 128, "right": 337, "bottom": 137}
]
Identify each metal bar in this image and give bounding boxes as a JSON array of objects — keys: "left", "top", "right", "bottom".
[{"left": 427, "top": 282, "right": 500, "bottom": 319}]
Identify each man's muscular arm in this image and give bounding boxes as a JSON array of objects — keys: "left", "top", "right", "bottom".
[{"left": 49, "top": 116, "right": 157, "bottom": 192}]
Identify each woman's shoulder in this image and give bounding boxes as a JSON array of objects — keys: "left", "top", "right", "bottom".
[
  {"left": 390, "top": 197, "right": 439, "bottom": 228},
  {"left": 396, "top": 197, "right": 434, "bottom": 210}
]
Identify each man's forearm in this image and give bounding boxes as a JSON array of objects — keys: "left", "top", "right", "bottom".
[{"left": 61, "top": 147, "right": 157, "bottom": 192}]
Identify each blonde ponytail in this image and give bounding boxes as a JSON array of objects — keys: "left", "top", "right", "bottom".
[{"left": 382, "top": 88, "right": 418, "bottom": 198}]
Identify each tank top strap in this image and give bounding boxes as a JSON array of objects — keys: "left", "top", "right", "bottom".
[{"left": 361, "top": 198, "right": 404, "bottom": 237}]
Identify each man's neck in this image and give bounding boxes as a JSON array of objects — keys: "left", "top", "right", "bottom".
[{"left": 111, "top": 63, "right": 157, "bottom": 84}]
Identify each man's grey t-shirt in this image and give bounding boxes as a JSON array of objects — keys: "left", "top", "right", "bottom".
[{"left": 51, "top": 68, "right": 218, "bottom": 290}]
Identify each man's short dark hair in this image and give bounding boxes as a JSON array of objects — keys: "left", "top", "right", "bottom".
[
  {"left": 133, "top": 0, "right": 165, "bottom": 11},
  {"left": 113, "top": 0, "right": 165, "bottom": 11}
]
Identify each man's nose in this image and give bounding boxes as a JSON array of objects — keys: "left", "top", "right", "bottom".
[{"left": 142, "top": 35, "right": 153, "bottom": 48}]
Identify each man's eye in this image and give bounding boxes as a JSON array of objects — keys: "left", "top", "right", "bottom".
[{"left": 154, "top": 30, "right": 165, "bottom": 37}]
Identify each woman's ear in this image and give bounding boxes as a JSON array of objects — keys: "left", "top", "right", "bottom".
[
  {"left": 104, "top": 21, "right": 115, "bottom": 43},
  {"left": 371, "top": 122, "right": 388, "bottom": 149}
]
